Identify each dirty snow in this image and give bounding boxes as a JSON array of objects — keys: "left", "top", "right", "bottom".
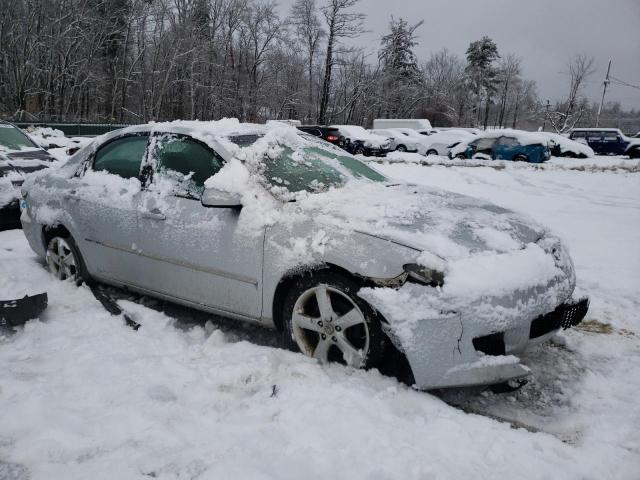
[{"left": 1, "top": 152, "right": 639, "bottom": 479}]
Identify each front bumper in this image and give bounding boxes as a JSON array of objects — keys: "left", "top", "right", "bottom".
[{"left": 360, "top": 238, "right": 583, "bottom": 389}]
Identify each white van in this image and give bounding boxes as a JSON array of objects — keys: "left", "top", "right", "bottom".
[{"left": 373, "top": 119, "right": 434, "bottom": 134}]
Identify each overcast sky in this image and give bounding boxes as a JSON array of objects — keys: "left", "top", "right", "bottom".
[{"left": 280, "top": 0, "right": 640, "bottom": 108}]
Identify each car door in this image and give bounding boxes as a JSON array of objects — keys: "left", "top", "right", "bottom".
[
  {"left": 70, "top": 133, "right": 148, "bottom": 284},
  {"left": 470, "top": 137, "right": 497, "bottom": 159},
  {"left": 493, "top": 136, "right": 519, "bottom": 160},
  {"left": 135, "top": 133, "right": 263, "bottom": 319},
  {"left": 586, "top": 130, "right": 604, "bottom": 154}
]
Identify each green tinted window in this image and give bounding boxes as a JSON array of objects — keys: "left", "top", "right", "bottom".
[
  {"left": 93, "top": 135, "right": 148, "bottom": 179},
  {"left": 153, "top": 135, "right": 224, "bottom": 195},
  {"left": 0, "top": 124, "right": 38, "bottom": 150},
  {"left": 262, "top": 145, "right": 385, "bottom": 194}
]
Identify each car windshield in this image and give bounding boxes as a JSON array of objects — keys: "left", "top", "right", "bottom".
[
  {"left": 0, "top": 124, "right": 38, "bottom": 150},
  {"left": 229, "top": 134, "right": 387, "bottom": 196}
]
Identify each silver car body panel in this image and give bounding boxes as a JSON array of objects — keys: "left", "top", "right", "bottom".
[{"left": 20, "top": 121, "right": 578, "bottom": 389}]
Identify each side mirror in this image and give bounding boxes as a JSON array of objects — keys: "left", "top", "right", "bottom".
[{"left": 201, "top": 188, "right": 243, "bottom": 209}]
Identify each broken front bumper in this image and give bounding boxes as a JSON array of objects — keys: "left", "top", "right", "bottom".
[{"left": 362, "top": 277, "right": 586, "bottom": 390}]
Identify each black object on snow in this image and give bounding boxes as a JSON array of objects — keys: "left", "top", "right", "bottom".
[
  {"left": 0, "top": 292, "right": 48, "bottom": 328},
  {"left": 89, "top": 285, "right": 141, "bottom": 331}
]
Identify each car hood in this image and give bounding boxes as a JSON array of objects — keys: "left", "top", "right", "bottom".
[
  {"left": 0, "top": 149, "right": 53, "bottom": 178},
  {"left": 294, "top": 182, "right": 546, "bottom": 261}
]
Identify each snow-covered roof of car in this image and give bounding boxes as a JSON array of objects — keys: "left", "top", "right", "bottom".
[
  {"left": 569, "top": 128, "right": 622, "bottom": 132},
  {"left": 112, "top": 119, "right": 271, "bottom": 139},
  {"left": 468, "top": 129, "right": 549, "bottom": 146}
]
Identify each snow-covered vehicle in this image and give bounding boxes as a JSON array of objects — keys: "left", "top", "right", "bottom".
[
  {"left": 538, "top": 132, "right": 594, "bottom": 158},
  {"left": 331, "top": 125, "right": 390, "bottom": 156},
  {"left": 450, "top": 129, "right": 551, "bottom": 163},
  {"left": 0, "top": 121, "right": 55, "bottom": 227},
  {"left": 369, "top": 129, "right": 419, "bottom": 153},
  {"left": 20, "top": 120, "right": 587, "bottom": 389},
  {"left": 568, "top": 128, "right": 640, "bottom": 158},
  {"left": 420, "top": 130, "right": 476, "bottom": 156},
  {"left": 372, "top": 118, "right": 436, "bottom": 135}
]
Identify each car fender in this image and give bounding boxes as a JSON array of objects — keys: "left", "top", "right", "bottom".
[{"left": 261, "top": 221, "right": 420, "bottom": 325}]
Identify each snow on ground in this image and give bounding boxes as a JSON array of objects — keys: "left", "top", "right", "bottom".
[{"left": 1, "top": 155, "right": 639, "bottom": 479}]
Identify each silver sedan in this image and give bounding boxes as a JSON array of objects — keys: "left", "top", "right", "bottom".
[{"left": 19, "top": 121, "right": 587, "bottom": 389}]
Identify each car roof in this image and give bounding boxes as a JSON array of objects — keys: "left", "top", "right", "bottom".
[
  {"left": 100, "top": 120, "right": 272, "bottom": 143},
  {"left": 570, "top": 128, "right": 621, "bottom": 132}
]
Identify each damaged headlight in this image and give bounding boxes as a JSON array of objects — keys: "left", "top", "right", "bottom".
[{"left": 402, "top": 264, "right": 444, "bottom": 288}]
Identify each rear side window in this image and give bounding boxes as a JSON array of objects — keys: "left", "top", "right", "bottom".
[
  {"left": 93, "top": 135, "right": 148, "bottom": 179},
  {"left": 152, "top": 134, "right": 224, "bottom": 196},
  {"left": 603, "top": 131, "right": 618, "bottom": 140},
  {"left": 571, "top": 131, "right": 586, "bottom": 139}
]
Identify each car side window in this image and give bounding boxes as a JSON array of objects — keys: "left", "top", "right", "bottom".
[
  {"left": 571, "top": 131, "right": 586, "bottom": 139},
  {"left": 497, "top": 137, "right": 518, "bottom": 147},
  {"left": 603, "top": 131, "right": 618, "bottom": 140},
  {"left": 475, "top": 138, "right": 497, "bottom": 150},
  {"left": 152, "top": 134, "right": 224, "bottom": 197},
  {"left": 93, "top": 135, "right": 148, "bottom": 179}
]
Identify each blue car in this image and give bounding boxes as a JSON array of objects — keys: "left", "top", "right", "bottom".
[
  {"left": 569, "top": 128, "right": 640, "bottom": 158},
  {"left": 450, "top": 133, "right": 551, "bottom": 163}
]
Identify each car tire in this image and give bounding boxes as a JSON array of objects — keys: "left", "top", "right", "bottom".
[
  {"left": 45, "top": 233, "right": 90, "bottom": 285},
  {"left": 514, "top": 154, "right": 529, "bottom": 162},
  {"left": 629, "top": 148, "right": 640, "bottom": 159},
  {"left": 396, "top": 145, "right": 407, "bottom": 152},
  {"left": 281, "top": 270, "right": 388, "bottom": 369},
  {"left": 354, "top": 145, "right": 365, "bottom": 156},
  {"left": 456, "top": 153, "right": 466, "bottom": 160},
  {"left": 426, "top": 149, "right": 438, "bottom": 156}
]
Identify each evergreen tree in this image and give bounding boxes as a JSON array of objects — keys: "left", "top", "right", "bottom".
[
  {"left": 378, "top": 17, "right": 423, "bottom": 117},
  {"left": 465, "top": 36, "right": 500, "bottom": 128}
]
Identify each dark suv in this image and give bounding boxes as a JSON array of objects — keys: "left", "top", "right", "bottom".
[
  {"left": 296, "top": 125, "right": 342, "bottom": 147},
  {"left": 569, "top": 128, "right": 640, "bottom": 158}
]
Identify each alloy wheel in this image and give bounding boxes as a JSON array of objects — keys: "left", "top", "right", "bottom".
[
  {"left": 46, "top": 237, "right": 78, "bottom": 281},
  {"left": 291, "top": 284, "right": 370, "bottom": 368}
]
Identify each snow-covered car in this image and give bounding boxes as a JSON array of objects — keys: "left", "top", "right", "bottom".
[
  {"left": 420, "top": 130, "right": 476, "bottom": 156},
  {"left": 369, "top": 129, "right": 419, "bottom": 153},
  {"left": 331, "top": 125, "right": 390, "bottom": 156},
  {"left": 25, "top": 126, "right": 93, "bottom": 156},
  {"left": 20, "top": 120, "right": 587, "bottom": 389},
  {"left": 450, "top": 129, "right": 551, "bottom": 163},
  {"left": 0, "top": 121, "right": 55, "bottom": 227},
  {"left": 538, "top": 132, "right": 594, "bottom": 158}
]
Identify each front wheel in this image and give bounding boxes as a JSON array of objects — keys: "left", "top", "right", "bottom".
[
  {"left": 426, "top": 149, "right": 438, "bottom": 156},
  {"left": 396, "top": 145, "right": 407, "bottom": 152},
  {"left": 281, "top": 271, "right": 387, "bottom": 369},
  {"left": 513, "top": 154, "right": 529, "bottom": 162},
  {"left": 45, "top": 234, "right": 88, "bottom": 285}
]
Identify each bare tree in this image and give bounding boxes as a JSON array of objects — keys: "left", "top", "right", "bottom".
[
  {"left": 317, "top": 0, "right": 365, "bottom": 125},
  {"left": 549, "top": 53, "right": 595, "bottom": 133},
  {"left": 290, "top": 0, "right": 325, "bottom": 122}
]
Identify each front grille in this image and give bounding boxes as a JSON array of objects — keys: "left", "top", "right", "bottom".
[{"left": 529, "top": 298, "right": 589, "bottom": 339}]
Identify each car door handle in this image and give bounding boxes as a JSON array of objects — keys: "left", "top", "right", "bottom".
[
  {"left": 63, "top": 190, "right": 80, "bottom": 201},
  {"left": 142, "top": 208, "right": 166, "bottom": 220}
]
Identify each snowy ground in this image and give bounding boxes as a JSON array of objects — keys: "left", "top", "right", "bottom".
[{"left": 1, "top": 155, "right": 639, "bottom": 479}]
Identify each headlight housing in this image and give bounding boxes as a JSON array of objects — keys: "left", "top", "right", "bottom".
[{"left": 403, "top": 263, "right": 444, "bottom": 288}]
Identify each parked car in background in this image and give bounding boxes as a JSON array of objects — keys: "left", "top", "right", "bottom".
[
  {"left": 369, "top": 129, "right": 419, "bottom": 153},
  {"left": 372, "top": 119, "right": 434, "bottom": 136},
  {"left": 0, "top": 121, "right": 55, "bottom": 227},
  {"left": 331, "top": 125, "right": 390, "bottom": 156},
  {"left": 420, "top": 130, "right": 476, "bottom": 156},
  {"left": 450, "top": 129, "right": 551, "bottom": 163},
  {"left": 20, "top": 120, "right": 586, "bottom": 389},
  {"left": 538, "top": 132, "right": 594, "bottom": 158},
  {"left": 569, "top": 128, "right": 640, "bottom": 158},
  {"left": 297, "top": 125, "right": 342, "bottom": 147}
]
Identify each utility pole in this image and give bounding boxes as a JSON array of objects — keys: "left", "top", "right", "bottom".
[
  {"left": 596, "top": 59, "right": 611, "bottom": 128},
  {"left": 542, "top": 99, "right": 550, "bottom": 131}
]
